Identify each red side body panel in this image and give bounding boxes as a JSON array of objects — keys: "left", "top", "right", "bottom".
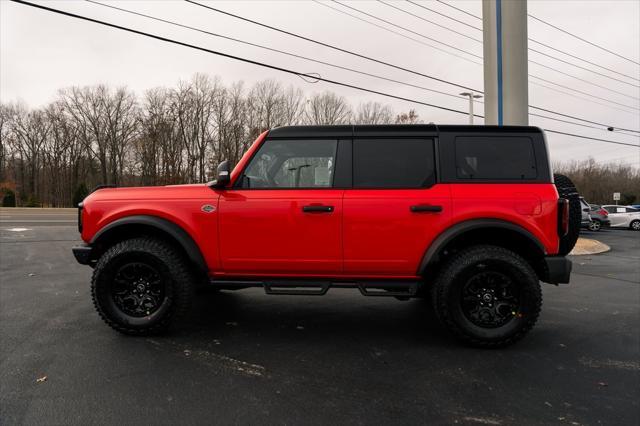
[{"left": 80, "top": 131, "right": 560, "bottom": 278}]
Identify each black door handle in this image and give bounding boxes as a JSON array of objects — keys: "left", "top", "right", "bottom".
[
  {"left": 303, "top": 205, "right": 334, "bottom": 213},
  {"left": 410, "top": 205, "right": 443, "bottom": 213}
]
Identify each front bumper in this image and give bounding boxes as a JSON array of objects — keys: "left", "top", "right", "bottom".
[
  {"left": 543, "top": 256, "right": 572, "bottom": 284},
  {"left": 72, "top": 244, "right": 93, "bottom": 265}
]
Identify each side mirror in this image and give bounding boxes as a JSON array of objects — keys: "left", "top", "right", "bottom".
[{"left": 209, "top": 160, "right": 230, "bottom": 189}]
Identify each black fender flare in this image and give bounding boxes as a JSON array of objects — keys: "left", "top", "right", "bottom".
[
  {"left": 91, "top": 215, "right": 208, "bottom": 273},
  {"left": 417, "top": 218, "right": 546, "bottom": 275}
]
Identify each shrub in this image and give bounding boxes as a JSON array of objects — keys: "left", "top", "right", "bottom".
[
  {"left": 72, "top": 183, "right": 89, "bottom": 206},
  {"left": 2, "top": 189, "right": 16, "bottom": 207}
]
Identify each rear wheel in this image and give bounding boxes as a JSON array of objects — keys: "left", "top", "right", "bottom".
[
  {"left": 432, "top": 245, "right": 542, "bottom": 348},
  {"left": 631, "top": 220, "right": 640, "bottom": 231},
  {"left": 91, "top": 237, "right": 195, "bottom": 335},
  {"left": 588, "top": 220, "right": 601, "bottom": 231},
  {"left": 554, "top": 173, "right": 581, "bottom": 255}
]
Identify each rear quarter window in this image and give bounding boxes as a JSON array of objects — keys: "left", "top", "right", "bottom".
[{"left": 454, "top": 136, "right": 537, "bottom": 180}]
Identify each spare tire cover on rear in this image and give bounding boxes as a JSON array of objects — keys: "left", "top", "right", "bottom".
[{"left": 554, "top": 173, "right": 581, "bottom": 256}]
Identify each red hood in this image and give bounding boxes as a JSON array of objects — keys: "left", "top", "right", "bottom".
[{"left": 84, "top": 183, "right": 212, "bottom": 202}]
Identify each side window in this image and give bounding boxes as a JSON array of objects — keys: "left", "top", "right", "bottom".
[
  {"left": 240, "top": 139, "right": 337, "bottom": 188},
  {"left": 455, "top": 136, "right": 537, "bottom": 180},
  {"left": 353, "top": 139, "right": 435, "bottom": 188}
]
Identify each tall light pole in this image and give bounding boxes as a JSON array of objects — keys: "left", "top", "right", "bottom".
[{"left": 460, "top": 92, "right": 483, "bottom": 124}]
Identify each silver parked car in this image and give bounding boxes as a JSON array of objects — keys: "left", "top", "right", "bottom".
[
  {"left": 579, "top": 198, "right": 592, "bottom": 228},
  {"left": 601, "top": 205, "right": 640, "bottom": 231}
]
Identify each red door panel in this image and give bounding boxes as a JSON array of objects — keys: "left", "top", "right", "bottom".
[
  {"left": 218, "top": 189, "right": 343, "bottom": 275},
  {"left": 343, "top": 185, "right": 452, "bottom": 276}
]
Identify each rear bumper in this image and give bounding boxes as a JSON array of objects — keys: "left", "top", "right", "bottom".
[
  {"left": 72, "top": 244, "right": 93, "bottom": 265},
  {"left": 543, "top": 256, "right": 572, "bottom": 284}
]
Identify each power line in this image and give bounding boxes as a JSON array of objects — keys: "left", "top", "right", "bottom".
[
  {"left": 528, "top": 39, "right": 640, "bottom": 83},
  {"left": 529, "top": 73, "right": 639, "bottom": 111},
  {"left": 331, "top": 0, "right": 482, "bottom": 59},
  {"left": 329, "top": 1, "right": 640, "bottom": 109},
  {"left": 430, "top": 0, "right": 640, "bottom": 81},
  {"left": 12, "top": 0, "right": 639, "bottom": 148},
  {"left": 529, "top": 78, "right": 639, "bottom": 117},
  {"left": 528, "top": 14, "right": 640, "bottom": 66},
  {"left": 85, "top": 0, "right": 476, "bottom": 106},
  {"left": 8, "top": 0, "right": 474, "bottom": 117},
  {"left": 529, "top": 47, "right": 640, "bottom": 89},
  {"left": 529, "top": 60, "right": 639, "bottom": 103},
  {"left": 544, "top": 130, "right": 640, "bottom": 147},
  {"left": 377, "top": 0, "right": 482, "bottom": 44},
  {"left": 529, "top": 105, "right": 639, "bottom": 134},
  {"left": 190, "top": 0, "right": 640, "bottom": 133},
  {"left": 434, "top": 0, "right": 481, "bottom": 21},
  {"left": 406, "top": 0, "right": 482, "bottom": 32},
  {"left": 310, "top": 0, "right": 482, "bottom": 66},
  {"left": 90, "top": 0, "right": 640, "bottom": 138},
  {"left": 185, "top": 0, "right": 483, "bottom": 91},
  {"left": 529, "top": 112, "right": 639, "bottom": 138}
]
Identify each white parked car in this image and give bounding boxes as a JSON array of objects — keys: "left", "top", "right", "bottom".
[{"left": 601, "top": 205, "right": 640, "bottom": 231}]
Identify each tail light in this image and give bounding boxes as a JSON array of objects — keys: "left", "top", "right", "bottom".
[
  {"left": 598, "top": 208, "right": 608, "bottom": 217},
  {"left": 558, "top": 199, "right": 569, "bottom": 237}
]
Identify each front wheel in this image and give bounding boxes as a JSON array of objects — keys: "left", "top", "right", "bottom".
[
  {"left": 631, "top": 220, "right": 640, "bottom": 231},
  {"left": 588, "top": 220, "right": 601, "bottom": 231},
  {"left": 432, "top": 245, "right": 542, "bottom": 348},
  {"left": 91, "top": 237, "right": 195, "bottom": 335}
]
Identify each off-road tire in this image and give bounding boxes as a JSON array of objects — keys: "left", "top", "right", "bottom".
[
  {"left": 588, "top": 220, "right": 601, "bottom": 232},
  {"left": 554, "top": 173, "right": 581, "bottom": 255},
  {"left": 630, "top": 220, "right": 640, "bottom": 231},
  {"left": 91, "top": 237, "right": 195, "bottom": 335},
  {"left": 431, "top": 245, "right": 542, "bottom": 348}
]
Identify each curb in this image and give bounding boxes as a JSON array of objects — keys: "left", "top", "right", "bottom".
[{"left": 569, "top": 238, "right": 610, "bottom": 256}]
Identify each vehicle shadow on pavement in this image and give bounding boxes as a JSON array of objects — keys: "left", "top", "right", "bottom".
[{"left": 179, "top": 288, "right": 454, "bottom": 349}]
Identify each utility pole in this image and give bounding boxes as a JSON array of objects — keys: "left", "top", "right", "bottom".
[
  {"left": 460, "top": 92, "right": 483, "bottom": 125},
  {"left": 482, "top": 0, "right": 529, "bottom": 125}
]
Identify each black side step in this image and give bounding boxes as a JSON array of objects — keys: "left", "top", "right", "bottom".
[
  {"left": 357, "top": 281, "right": 419, "bottom": 297},
  {"left": 209, "top": 279, "right": 422, "bottom": 297},
  {"left": 264, "top": 281, "right": 330, "bottom": 296}
]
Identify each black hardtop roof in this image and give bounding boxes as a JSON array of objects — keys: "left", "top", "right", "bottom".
[{"left": 267, "top": 124, "right": 544, "bottom": 138}]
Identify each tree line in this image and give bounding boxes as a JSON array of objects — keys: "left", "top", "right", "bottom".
[
  {"left": 1, "top": 73, "right": 637, "bottom": 207},
  {"left": 554, "top": 159, "right": 640, "bottom": 206},
  {"left": 0, "top": 74, "right": 420, "bottom": 207}
]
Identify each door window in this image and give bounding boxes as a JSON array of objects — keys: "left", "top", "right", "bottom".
[
  {"left": 240, "top": 139, "right": 337, "bottom": 188},
  {"left": 353, "top": 139, "right": 435, "bottom": 188}
]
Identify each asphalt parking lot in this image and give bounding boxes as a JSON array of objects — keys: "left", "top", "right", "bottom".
[{"left": 1, "top": 208, "right": 638, "bottom": 425}]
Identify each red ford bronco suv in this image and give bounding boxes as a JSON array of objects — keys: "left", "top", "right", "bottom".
[{"left": 73, "top": 125, "right": 577, "bottom": 347}]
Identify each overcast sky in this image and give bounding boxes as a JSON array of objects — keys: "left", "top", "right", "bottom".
[{"left": 1, "top": 0, "right": 639, "bottom": 166}]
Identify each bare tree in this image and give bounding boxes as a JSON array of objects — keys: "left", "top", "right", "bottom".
[
  {"left": 9, "top": 104, "right": 50, "bottom": 202},
  {"left": 304, "top": 91, "right": 352, "bottom": 125},
  {"left": 3, "top": 73, "right": 636, "bottom": 208},
  {"left": 355, "top": 101, "right": 394, "bottom": 124},
  {"left": 394, "top": 109, "right": 422, "bottom": 124},
  {"left": 554, "top": 157, "right": 640, "bottom": 204},
  {"left": 0, "top": 103, "right": 17, "bottom": 183},
  {"left": 173, "top": 74, "right": 218, "bottom": 182}
]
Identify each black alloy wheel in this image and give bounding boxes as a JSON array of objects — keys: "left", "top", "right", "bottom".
[
  {"left": 111, "top": 262, "right": 167, "bottom": 317},
  {"left": 460, "top": 269, "right": 520, "bottom": 329}
]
